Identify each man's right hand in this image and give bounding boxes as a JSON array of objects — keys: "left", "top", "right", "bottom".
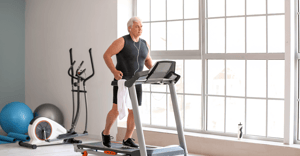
[{"left": 113, "top": 70, "right": 123, "bottom": 80}]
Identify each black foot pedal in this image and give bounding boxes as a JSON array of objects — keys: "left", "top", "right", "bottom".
[{"left": 64, "top": 138, "right": 82, "bottom": 143}]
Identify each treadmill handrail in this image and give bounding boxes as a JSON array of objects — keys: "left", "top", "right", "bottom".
[
  {"left": 110, "top": 68, "right": 180, "bottom": 87},
  {"left": 111, "top": 78, "right": 177, "bottom": 86},
  {"left": 125, "top": 70, "right": 149, "bottom": 87}
]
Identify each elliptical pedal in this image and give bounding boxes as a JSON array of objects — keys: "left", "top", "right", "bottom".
[{"left": 64, "top": 138, "right": 82, "bottom": 144}]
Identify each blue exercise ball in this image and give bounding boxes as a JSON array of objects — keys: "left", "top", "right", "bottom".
[{"left": 0, "top": 102, "right": 33, "bottom": 134}]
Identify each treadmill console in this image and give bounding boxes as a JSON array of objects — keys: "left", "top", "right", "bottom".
[{"left": 112, "top": 61, "right": 180, "bottom": 87}]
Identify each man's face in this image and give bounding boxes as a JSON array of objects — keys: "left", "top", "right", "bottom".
[{"left": 129, "top": 20, "right": 143, "bottom": 37}]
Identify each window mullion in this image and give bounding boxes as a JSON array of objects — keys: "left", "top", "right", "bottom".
[
  {"left": 149, "top": 0, "right": 152, "bottom": 126},
  {"left": 149, "top": 0, "right": 152, "bottom": 52},
  {"left": 266, "top": 0, "right": 271, "bottom": 134},
  {"left": 224, "top": 60, "right": 227, "bottom": 133},
  {"left": 133, "top": 0, "right": 137, "bottom": 16},
  {"left": 245, "top": 2, "right": 247, "bottom": 138},
  {"left": 183, "top": 60, "right": 186, "bottom": 129},
  {"left": 266, "top": 0, "right": 268, "bottom": 54},
  {"left": 266, "top": 60, "right": 269, "bottom": 138},
  {"left": 201, "top": 0, "right": 206, "bottom": 131},
  {"left": 297, "top": 3, "right": 300, "bottom": 142},
  {"left": 245, "top": 0, "right": 247, "bottom": 54},
  {"left": 296, "top": 0, "right": 300, "bottom": 143},
  {"left": 283, "top": 0, "right": 296, "bottom": 145},
  {"left": 224, "top": 0, "right": 227, "bottom": 133},
  {"left": 183, "top": 0, "right": 185, "bottom": 51},
  {"left": 166, "top": 0, "right": 167, "bottom": 51}
]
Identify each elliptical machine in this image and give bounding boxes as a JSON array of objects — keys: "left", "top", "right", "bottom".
[{"left": 19, "top": 48, "right": 95, "bottom": 149}]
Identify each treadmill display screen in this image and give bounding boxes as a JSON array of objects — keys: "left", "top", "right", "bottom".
[
  {"left": 154, "top": 63, "right": 172, "bottom": 72},
  {"left": 147, "top": 62, "right": 173, "bottom": 79}
]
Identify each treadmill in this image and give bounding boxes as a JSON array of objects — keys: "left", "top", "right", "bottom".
[{"left": 73, "top": 61, "right": 188, "bottom": 156}]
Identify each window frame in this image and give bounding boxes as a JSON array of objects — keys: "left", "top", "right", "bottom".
[
  {"left": 133, "top": 0, "right": 296, "bottom": 144},
  {"left": 295, "top": 0, "right": 300, "bottom": 144}
]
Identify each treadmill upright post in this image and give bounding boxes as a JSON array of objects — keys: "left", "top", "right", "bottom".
[
  {"left": 169, "top": 82, "right": 188, "bottom": 156},
  {"left": 128, "top": 84, "right": 147, "bottom": 156}
]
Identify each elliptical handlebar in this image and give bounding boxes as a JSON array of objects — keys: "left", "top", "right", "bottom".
[
  {"left": 75, "top": 61, "right": 84, "bottom": 77},
  {"left": 69, "top": 49, "right": 74, "bottom": 85},
  {"left": 68, "top": 61, "right": 77, "bottom": 79},
  {"left": 83, "top": 48, "right": 95, "bottom": 86},
  {"left": 68, "top": 48, "right": 95, "bottom": 85}
]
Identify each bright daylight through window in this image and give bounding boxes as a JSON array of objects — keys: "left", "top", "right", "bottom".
[{"left": 117, "top": 0, "right": 290, "bottom": 142}]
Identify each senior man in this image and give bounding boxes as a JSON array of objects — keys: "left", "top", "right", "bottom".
[{"left": 102, "top": 16, "right": 153, "bottom": 148}]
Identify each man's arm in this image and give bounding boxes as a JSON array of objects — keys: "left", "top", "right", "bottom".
[
  {"left": 145, "top": 42, "right": 153, "bottom": 69},
  {"left": 103, "top": 37, "right": 125, "bottom": 80}
]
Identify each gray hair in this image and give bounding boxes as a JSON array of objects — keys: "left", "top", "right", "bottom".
[{"left": 127, "top": 16, "right": 142, "bottom": 32}]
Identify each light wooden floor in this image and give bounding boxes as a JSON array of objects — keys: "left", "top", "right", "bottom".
[{"left": 0, "top": 132, "right": 203, "bottom": 156}]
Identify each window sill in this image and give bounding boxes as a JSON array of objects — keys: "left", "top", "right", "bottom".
[
  {"left": 117, "top": 126, "right": 300, "bottom": 155},
  {"left": 141, "top": 126, "right": 300, "bottom": 148}
]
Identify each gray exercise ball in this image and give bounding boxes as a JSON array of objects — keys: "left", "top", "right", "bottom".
[{"left": 33, "top": 103, "right": 64, "bottom": 127}]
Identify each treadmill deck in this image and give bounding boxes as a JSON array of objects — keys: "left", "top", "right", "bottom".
[{"left": 74, "top": 142, "right": 184, "bottom": 156}]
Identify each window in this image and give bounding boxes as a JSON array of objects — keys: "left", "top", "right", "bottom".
[
  {"left": 137, "top": 0, "right": 199, "bottom": 51},
  {"left": 131, "top": 0, "right": 286, "bottom": 142},
  {"left": 205, "top": 0, "right": 284, "bottom": 139},
  {"left": 140, "top": 60, "right": 202, "bottom": 130}
]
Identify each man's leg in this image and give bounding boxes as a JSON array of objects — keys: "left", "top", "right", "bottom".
[
  {"left": 103, "top": 104, "right": 119, "bottom": 135},
  {"left": 124, "top": 109, "right": 135, "bottom": 140},
  {"left": 122, "top": 109, "right": 139, "bottom": 147},
  {"left": 102, "top": 104, "right": 119, "bottom": 147}
]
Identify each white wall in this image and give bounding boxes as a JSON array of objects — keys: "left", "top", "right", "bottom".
[
  {"left": 117, "top": 0, "right": 132, "bottom": 38},
  {"left": 25, "top": 0, "right": 118, "bottom": 137}
]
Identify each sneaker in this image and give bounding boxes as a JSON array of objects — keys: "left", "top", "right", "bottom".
[
  {"left": 102, "top": 131, "right": 113, "bottom": 148},
  {"left": 122, "top": 138, "right": 139, "bottom": 148}
]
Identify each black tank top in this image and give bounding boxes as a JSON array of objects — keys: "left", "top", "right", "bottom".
[{"left": 115, "top": 34, "right": 149, "bottom": 80}]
